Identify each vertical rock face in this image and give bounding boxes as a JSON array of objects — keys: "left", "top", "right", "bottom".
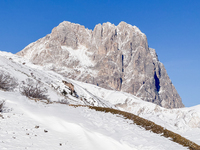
[{"left": 17, "top": 21, "right": 184, "bottom": 108}]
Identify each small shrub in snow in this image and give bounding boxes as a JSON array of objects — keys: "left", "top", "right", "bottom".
[
  {"left": 20, "top": 78, "right": 49, "bottom": 101},
  {"left": 44, "top": 130, "right": 48, "bottom": 133},
  {"left": 0, "top": 70, "right": 18, "bottom": 91},
  {"left": 58, "top": 99, "right": 69, "bottom": 105},
  {"left": 61, "top": 89, "right": 67, "bottom": 96},
  {"left": 0, "top": 100, "right": 5, "bottom": 112},
  {"left": 35, "top": 125, "right": 39, "bottom": 129}
]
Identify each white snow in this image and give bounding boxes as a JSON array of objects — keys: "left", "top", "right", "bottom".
[
  {"left": 61, "top": 45, "right": 94, "bottom": 67},
  {"left": 0, "top": 91, "right": 186, "bottom": 150},
  {"left": 0, "top": 51, "right": 108, "bottom": 107},
  {"left": 69, "top": 79, "right": 200, "bottom": 145}
]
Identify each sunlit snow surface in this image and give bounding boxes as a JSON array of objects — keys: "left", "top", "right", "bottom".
[
  {"left": 0, "top": 51, "right": 199, "bottom": 149},
  {"left": 61, "top": 45, "right": 94, "bottom": 67},
  {"left": 0, "top": 91, "right": 186, "bottom": 150},
  {"left": 70, "top": 79, "right": 200, "bottom": 145}
]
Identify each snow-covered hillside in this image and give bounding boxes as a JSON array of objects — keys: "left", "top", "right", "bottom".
[
  {"left": 0, "top": 51, "right": 199, "bottom": 149},
  {"left": 0, "top": 51, "right": 111, "bottom": 107},
  {"left": 70, "top": 79, "right": 200, "bottom": 145},
  {"left": 0, "top": 91, "right": 187, "bottom": 150}
]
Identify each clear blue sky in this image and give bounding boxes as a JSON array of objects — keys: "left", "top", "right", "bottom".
[{"left": 0, "top": 0, "right": 199, "bottom": 107}]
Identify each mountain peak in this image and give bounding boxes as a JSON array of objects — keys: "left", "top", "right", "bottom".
[
  {"left": 17, "top": 21, "right": 184, "bottom": 108},
  {"left": 117, "top": 21, "right": 143, "bottom": 33}
]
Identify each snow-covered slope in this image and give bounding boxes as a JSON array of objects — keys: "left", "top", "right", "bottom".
[
  {"left": 0, "top": 51, "right": 111, "bottom": 107},
  {"left": 0, "top": 51, "right": 199, "bottom": 149},
  {"left": 70, "top": 79, "right": 200, "bottom": 145},
  {"left": 0, "top": 91, "right": 187, "bottom": 150}
]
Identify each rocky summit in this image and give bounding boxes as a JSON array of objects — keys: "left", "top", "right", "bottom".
[{"left": 17, "top": 21, "right": 184, "bottom": 108}]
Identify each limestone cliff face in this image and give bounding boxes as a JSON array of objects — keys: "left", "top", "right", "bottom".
[{"left": 17, "top": 21, "right": 184, "bottom": 108}]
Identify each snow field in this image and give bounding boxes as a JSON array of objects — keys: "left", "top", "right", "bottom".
[
  {"left": 0, "top": 91, "right": 187, "bottom": 150},
  {"left": 70, "top": 79, "right": 200, "bottom": 145}
]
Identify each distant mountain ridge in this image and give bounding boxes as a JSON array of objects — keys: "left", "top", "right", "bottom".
[{"left": 17, "top": 21, "right": 184, "bottom": 108}]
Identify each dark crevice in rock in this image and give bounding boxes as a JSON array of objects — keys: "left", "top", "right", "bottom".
[
  {"left": 114, "top": 29, "right": 117, "bottom": 37},
  {"left": 122, "top": 54, "right": 124, "bottom": 72},
  {"left": 154, "top": 72, "right": 160, "bottom": 93},
  {"left": 130, "top": 42, "right": 133, "bottom": 56},
  {"left": 120, "top": 77, "right": 122, "bottom": 84}
]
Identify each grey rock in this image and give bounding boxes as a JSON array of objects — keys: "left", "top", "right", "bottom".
[{"left": 17, "top": 21, "right": 184, "bottom": 108}]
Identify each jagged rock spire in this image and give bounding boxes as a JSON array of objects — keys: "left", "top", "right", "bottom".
[{"left": 17, "top": 21, "right": 184, "bottom": 108}]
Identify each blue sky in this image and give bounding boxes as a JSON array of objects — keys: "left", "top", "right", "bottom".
[{"left": 0, "top": 0, "right": 199, "bottom": 107}]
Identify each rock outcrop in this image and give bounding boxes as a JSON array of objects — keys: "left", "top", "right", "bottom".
[{"left": 17, "top": 21, "right": 184, "bottom": 108}]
